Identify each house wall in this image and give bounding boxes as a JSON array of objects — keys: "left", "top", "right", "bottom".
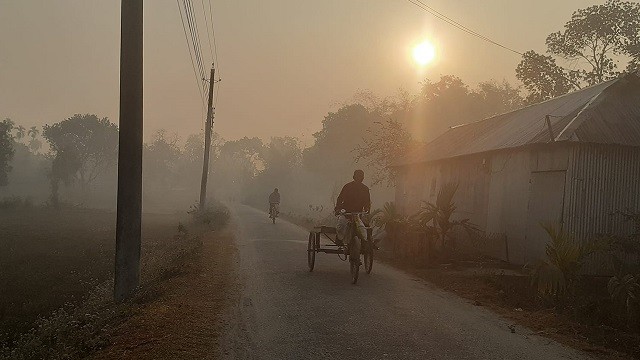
[
  {"left": 485, "top": 150, "right": 534, "bottom": 264},
  {"left": 396, "top": 144, "right": 574, "bottom": 264},
  {"left": 562, "top": 144, "right": 640, "bottom": 274},
  {"left": 565, "top": 144, "right": 640, "bottom": 239}
]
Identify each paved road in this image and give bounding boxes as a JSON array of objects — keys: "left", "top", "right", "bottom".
[{"left": 220, "top": 205, "right": 591, "bottom": 360}]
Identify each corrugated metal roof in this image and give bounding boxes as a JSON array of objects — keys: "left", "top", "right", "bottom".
[{"left": 397, "top": 73, "right": 640, "bottom": 166}]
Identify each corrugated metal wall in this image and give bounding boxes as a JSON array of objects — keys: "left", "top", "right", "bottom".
[
  {"left": 565, "top": 144, "right": 640, "bottom": 274},
  {"left": 396, "top": 143, "right": 640, "bottom": 271},
  {"left": 565, "top": 144, "right": 640, "bottom": 240}
]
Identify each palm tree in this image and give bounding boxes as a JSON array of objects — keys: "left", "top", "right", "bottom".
[
  {"left": 28, "top": 126, "right": 39, "bottom": 139},
  {"left": 15, "top": 125, "right": 25, "bottom": 140},
  {"left": 27, "top": 126, "right": 42, "bottom": 153}
]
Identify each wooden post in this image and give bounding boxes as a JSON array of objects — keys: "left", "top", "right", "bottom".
[
  {"left": 545, "top": 115, "right": 555, "bottom": 142},
  {"left": 114, "top": 0, "right": 143, "bottom": 302}
]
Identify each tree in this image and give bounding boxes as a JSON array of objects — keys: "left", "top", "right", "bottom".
[
  {"left": 354, "top": 119, "right": 416, "bottom": 186},
  {"left": 216, "top": 137, "right": 265, "bottom": 201},
  {"left": 262, "top": 136, "right": 302, "bottom": 176},
  {"left": 14, "top": 125, "right": 26, "bottom": 142},
  {"left": 182, "top": 131, "right": 222, "bottom": 166},
  {"left": 475, "top": 80, "right": 525, "bottom": 116},
  {"left": 517, "top": 1, "right": 640, "bottom": 102},
  {"left": 27, "top": 126, "right": 42, "bottom": 153},
  {"left": 516, "top": 51, "right": 581, "bottom": 103},
  {"left": 0, "top": 118, "right": 15, "bottom": 186},
  {"left": 42, "top": 114, "right": 119, "bottom": 203},
  {"left": 303, "top": 104, "right": 379, "bottom": 177},
  {"left": 143, "top": 129, "right": 182, "bottom": 188},
  {"left": 417, "top": 75, "right": 524, "bottom": 138},
  {"left": 628, "top": 43, "right": 640, "bottom": 72}
]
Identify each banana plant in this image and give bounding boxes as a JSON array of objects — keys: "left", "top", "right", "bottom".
[
  {"left": 414, "top": 182, "right": 480, "bottom": 255},
  {"left": 370, "top": 201, "right": 406, "bottom": 230},
  {"left": 529, "top": 224, "right": 609, "bottom": 301},
  {"left": 608, "top": 273, "right": 640, "bottom": 329}
]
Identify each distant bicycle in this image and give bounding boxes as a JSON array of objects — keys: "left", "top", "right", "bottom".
[{"left": 269, "top": 203, "right": 279, "bottom": 224}]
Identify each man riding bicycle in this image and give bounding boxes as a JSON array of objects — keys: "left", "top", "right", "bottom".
[
  {"left": 334, "top": 170, "right": 371, "bottom": 264},
  {"left": 269, "top": 188, "right": 280, "bottom": 217}
]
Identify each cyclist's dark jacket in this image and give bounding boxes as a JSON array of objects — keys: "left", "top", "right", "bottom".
[
  {"left": 269, "top": 192, "right": 280, "bottom": 204},
  {"left": 335, "top": 181, "right": 371, "bottom": 213}
]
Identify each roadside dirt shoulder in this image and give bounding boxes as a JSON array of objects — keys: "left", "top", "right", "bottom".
[
  {"left": 377, "top": 254, "right": 635, "bottom": 360},
  {"left": 91, "top": 228, "right": 239, "bottom": 359}
]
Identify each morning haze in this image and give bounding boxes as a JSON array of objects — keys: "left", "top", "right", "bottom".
[
  {"left": 3, "top": 1, "right": 640, "bottom": 359},
  {"left": 1, "top": 0, "right": 599, "bottom": 142}
]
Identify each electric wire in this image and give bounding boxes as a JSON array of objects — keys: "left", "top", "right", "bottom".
[
  {"left": 204, "top": 0, "right": 220, "bottom": 111},
  {"left": 208, "top": 0, "right": 219, "bottom": 71},
  {"left": 184, "top": 0, "right": 206, "bottom": 82},
  {"left": 176, "top": 0, "right": 206, "bottom": 107},
  {"left": 184, "top": 0, "right": 205, "bottom": 82},
  {"left": 201, "top": 0, "right": 214, "bottom": 62},
  {"left": 406, "top": 0, "right": 523, "bottom": 56},
  {"left": 189, "top": 0, "right": 211, "bottom": 105},
  {"left": 405, "top": 0, "right": 585, "bottom": 82}
]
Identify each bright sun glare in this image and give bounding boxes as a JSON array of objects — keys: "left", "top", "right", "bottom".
[{"left": 412, "top": 40, "right": 436, "bottom": 66}]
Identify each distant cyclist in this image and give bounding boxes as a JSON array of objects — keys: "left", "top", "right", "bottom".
[{"left": 269, "top": 188, "right": 280, "bottom": 218}]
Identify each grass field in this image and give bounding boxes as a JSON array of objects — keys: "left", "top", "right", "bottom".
[{"left": 0, "top": 208, "right": 187, "bottom": 338}]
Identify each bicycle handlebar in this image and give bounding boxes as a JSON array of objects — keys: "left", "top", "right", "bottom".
[{"left": 338, "top": 210, "right": 369, "bottom": 216}]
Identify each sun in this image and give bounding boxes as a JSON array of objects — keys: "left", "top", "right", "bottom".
[{"left": 412, "top": 40, "right": 436, "bottom": 66}]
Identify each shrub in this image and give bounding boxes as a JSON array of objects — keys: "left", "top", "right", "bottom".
[
  {"left": 413, "top": 183, "right": 481, "bottom": 259},
  {"left": 0, "top": 196, "right": 33, "bottom": 210},
  {"left": 187, "top": 202, "right": 230, "bottom": 231},
  {"left": 529, "top": 224, "right": 609, "bottom": 303},
  {"left": 608, "top": 273, "right": 640, "bottom": 330}
]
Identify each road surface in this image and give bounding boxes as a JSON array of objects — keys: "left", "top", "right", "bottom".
[{"left": 219, "top": 205, "right": 591, "bottom": 360}]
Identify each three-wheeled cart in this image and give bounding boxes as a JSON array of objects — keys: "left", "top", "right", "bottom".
[{"left": 307, "top": 223, "right": 374, "bottom": 284}]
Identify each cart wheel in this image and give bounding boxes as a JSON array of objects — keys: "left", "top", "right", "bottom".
[
  {"left": 350, "top": 260, "right": 359, "bottom": 284},
  {"left": 364, "top": 241, "right": 374, "bottom": 274},
  {"left": 307, "top": 232, "right": 316, "bottom": 272}
]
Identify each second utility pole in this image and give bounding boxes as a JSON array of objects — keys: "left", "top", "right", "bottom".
[{"left": 199, "top": 66, "right": 215, "bottom": 210}]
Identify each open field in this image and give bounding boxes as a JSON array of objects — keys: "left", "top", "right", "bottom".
[{"left": 0, "top": 208, "right": 187, "bottom": 338}]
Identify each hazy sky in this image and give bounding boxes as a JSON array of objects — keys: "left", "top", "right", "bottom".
[{"left": 0, "top": 0, "right": 604, "bottom": 144}]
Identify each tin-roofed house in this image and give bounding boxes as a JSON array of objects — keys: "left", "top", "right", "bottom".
[{"left": 394, "top": 73, "right": 640, "bottom": 266}]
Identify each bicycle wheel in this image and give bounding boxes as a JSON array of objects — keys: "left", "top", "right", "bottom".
[
  {"left": 364, "top": 240, "right": 374, "bottom": 274},
  {"left": 272, "top": 216, "right": 276, "bottom": 224},
  {"left": 307, "top": 232, "right": 316, "bottom": 272}
]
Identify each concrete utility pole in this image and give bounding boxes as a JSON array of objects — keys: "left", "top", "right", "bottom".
[
  {"left": 199, "top": 66, "right": 216, "bottom": 210},
  {"left": 115, "top": 0, "right": 143, "bottom": 302}
]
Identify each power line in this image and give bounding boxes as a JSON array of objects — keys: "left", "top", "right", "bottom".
[
  {"left": 405, "top": 0, "right": 587, "bottom": 82},
  {"left": 200, "top": 0, "right": 214, "bottom": 62},
  {"left": 202, "top": 0, "right": 220, "bottom": 110},
  {"left": 406, "top": 0, "right": 523, "bottom": 56},
  {"left": 208, "top": 0, "right": 219, "bottom": 70},
  {"left": 184, "top": 0, "right": 206, "bottom": 81},
  {"left": 176, "top": 0, "right": 206, "bottom": 107},
  {"left": 178, "top": 0, "right": 220, "bottom": 129}
]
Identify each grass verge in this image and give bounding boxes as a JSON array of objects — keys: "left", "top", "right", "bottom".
[{"left": 0, "top": 203, "right": 230, "bottom": 359}]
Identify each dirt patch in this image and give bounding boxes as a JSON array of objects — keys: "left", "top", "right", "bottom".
[
  {"left": 378, "top": 254, "right": 638, "bottom": 359},
  {"left": 90, "top": 227, "right": 238, "bottom": 359}
]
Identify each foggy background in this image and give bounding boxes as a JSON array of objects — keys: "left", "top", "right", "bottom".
[{"left": 0, "top": 0, "right": 612, "bottom": 216}]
